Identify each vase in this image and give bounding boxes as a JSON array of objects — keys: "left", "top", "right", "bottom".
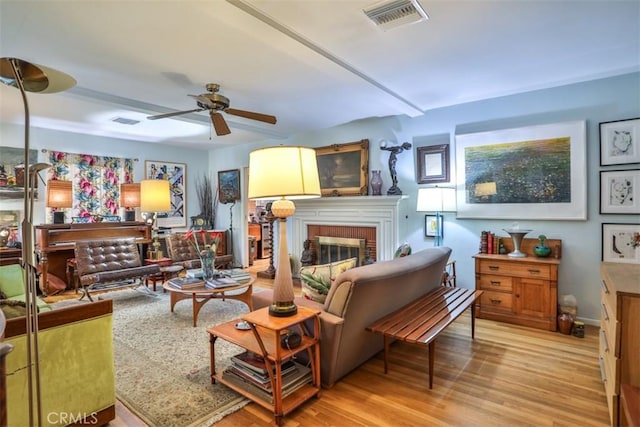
[
  {"left": 534, "top": 245, "right": 552, "bottom": 257},
  {"left": 370, "top": 170, "right": 383, "bottom": 195},
  {"left": 201, "top": 250, "right": 215, "bottom": 280},
  {"left": 503, "top": 228, "right": 531, "bottom": 258}
]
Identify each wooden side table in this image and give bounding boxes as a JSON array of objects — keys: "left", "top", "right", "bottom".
[
  {"left": 207, "top": 307, "right": 321, "bottom": 426},
  {"left": 144, "top": 257, "right": 182, "bottom": 291}
]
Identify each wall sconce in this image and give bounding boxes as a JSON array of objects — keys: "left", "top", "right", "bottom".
[
  {"left": 140, "top": 179, "right": 171, "bottom": 259},
  {"left": 46, "top": 179, "right": 72, "bottom": 224},
  {"left": 120, "top": 183, "right": 140, "bottom": 222},
  {"left": 248, "top": 146, "right": 321, "bottom": 317},
  {"left": 416, "top": 186, "right": 456, "bottom": 246}
]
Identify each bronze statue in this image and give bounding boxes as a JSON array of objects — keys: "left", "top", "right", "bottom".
[
  {"left": 300, "top": 239, "right": 315, "bottom": 266},
  {"left": 381, "top": 141, "right": 412, "bottom": 195}
]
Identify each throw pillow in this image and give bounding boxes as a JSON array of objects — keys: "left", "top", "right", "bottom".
[
  {"left": 300, "top": 257, "right": 357, "bottom": 303},
  {"left": 0, "top": 299, "right": 28, "bottom": 319}
]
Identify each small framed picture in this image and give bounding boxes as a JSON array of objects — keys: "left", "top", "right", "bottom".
[
  {"left": 602, "top": 223, "right": 640, "bottom": 264},
  {"left": 218, "top": 169, "right": 241, "bottom": 204},
  {"left": 417, "top": 144, "right": 450, "bottom": 184},
  {"left": 600, "top": 118, "right": 640, "bottom": 166},
  {"left": 600, "top": 170, "right": 639, "bottom": 214},
  {"left": 425, "top": 215, "right": 442, "bottom": 238}
]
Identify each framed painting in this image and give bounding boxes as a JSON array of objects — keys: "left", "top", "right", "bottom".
[
  {"left": 0, "top": 146, "right": 39, "bottom": 199},
  {"left": 600, "top": 169, "right": 639, "bottom": 215},
  {"left": 218, "top": 169, "right": 241, "bottom": 204},
  {"left": 455, "top": 121, "right": 587, "bottom": 220},
  {"left": 417, "top": 144, "right": 450, "bottom": 184},
  {"left": 144, "top": 160, "right": 186, "bottom": 228},
  {"left": 315, "top": 139, "right": 369, "bottom": 197},
  {"left": 424, "top": 215, "right": 442, "bottom": 238},
  {"left": 602, "top": 223, "right": 640, "bottom": 264},
  {"left": 600, "top": 118, "right": 640, "bottom": 166}
]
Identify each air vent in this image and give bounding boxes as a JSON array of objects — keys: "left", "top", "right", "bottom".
[
  {"left": 364, "top": 0, "right": 428, "bottom": 31},
  {"left": 112, "top": 117, "right": 140, "bottom": 125}
]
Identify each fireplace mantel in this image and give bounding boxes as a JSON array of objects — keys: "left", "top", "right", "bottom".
[{"left": 291, "top": 195, "right": 408, "bottom": 262}]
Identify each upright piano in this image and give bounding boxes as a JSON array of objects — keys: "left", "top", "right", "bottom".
[{"left": 35, "top": 222, "right": 152, "bottom": 289}]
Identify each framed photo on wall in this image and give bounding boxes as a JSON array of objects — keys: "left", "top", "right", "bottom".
[
  {"left": 424, "top": 215, "right": 442, "bottom": 238},
  {"left": 455, "top": 121, "right": 587, "bottom": 220},
  {"left": 600, "top": 169, "right": 639, "bottom": 214},
  {"left": 144, "top": 160, "right": 186, "bottom": 228},
  {"left": 600, "top": 118, "right": 640, "bottom": 166},
  {"left": 602, "top": 223, "right": 640, "bottom": 264},
  {"left": 416, "top": 144, "right": 450, "bottom": 184},
  {"left": 315, "top": 139, "right": 369, "bottom": 197},
  {"left": 218, "top": 169, "right": 241, "bottom": 204}
]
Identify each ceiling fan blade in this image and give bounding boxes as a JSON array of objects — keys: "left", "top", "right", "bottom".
[
  {"left": 226, "top": 108, "right": 277, "bottom": 125},
  {"left": 147, "top": 108, "right": 203, "bottom": 120},
  {"left": 210, "top": 111, "right": 231, "bottom": 136}
]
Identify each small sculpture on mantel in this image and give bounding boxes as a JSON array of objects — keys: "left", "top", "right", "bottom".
[
  {"left": 300, "top": 239, "right": 315, "bottom": 267},
  {"left": 380, "top": 141, "right": 412, "bottom": 195}
]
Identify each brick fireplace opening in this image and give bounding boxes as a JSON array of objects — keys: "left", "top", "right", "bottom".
[{"left": 306, "top": 224, "right": 377, "bottom": 263}]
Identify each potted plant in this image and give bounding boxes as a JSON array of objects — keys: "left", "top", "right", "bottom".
[{"left": 534, "top": 234, "right": 552, "bottom": 257}]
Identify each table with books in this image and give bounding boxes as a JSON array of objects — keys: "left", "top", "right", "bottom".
[
  {"left": 162, "top": 270, "right": 254, "bottom": 327},
  {"left": 207, "top": 306, "right": 321, "bottom": 426}
]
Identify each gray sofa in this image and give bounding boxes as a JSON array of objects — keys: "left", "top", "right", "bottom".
[{"left": 252, "top": 246, "right": 452, "bottom": 388}]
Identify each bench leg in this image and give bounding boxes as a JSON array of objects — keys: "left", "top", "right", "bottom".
[
  {"left": 383, "top": 336, "right": 389, "bottom": 374},
  {"left": 471, "top": 303, "right": 476, "bottom": 339},
  {"left": 428, "top": 340, "right": 435, "bottom": 389}
]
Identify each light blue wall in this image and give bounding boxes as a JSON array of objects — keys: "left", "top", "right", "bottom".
[
  {"left": 2, "top": 72, "right": 637, "bottom": 323},
  {"left": 211, "top": 72, "right": 640, "bottom": 324}
]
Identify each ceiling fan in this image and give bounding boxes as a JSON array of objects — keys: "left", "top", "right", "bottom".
[{"left": 147, "top": 83, "right": 277, "bottom": 136}]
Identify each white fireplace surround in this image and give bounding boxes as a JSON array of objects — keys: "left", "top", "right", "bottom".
[{"left": 290, "top": 195, "right": 408, "bottom": 262}]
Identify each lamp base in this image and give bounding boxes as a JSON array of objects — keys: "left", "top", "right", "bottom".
[
  {"left": 124, "top": 210, "right": 136, "bottom": 222},
  {"left": 52, "top": 211, "right": 65, "bottom": 224},
  {"left": 268, "top": 301, "right": 298, "bottom": 317}
]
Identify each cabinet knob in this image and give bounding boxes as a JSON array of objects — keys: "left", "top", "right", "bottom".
[
  {"left": 490, "top": 298, "right": 502, "bottom": 304},
  {"left": 489, "top": 265, "right": 499, "bottom": 271}
]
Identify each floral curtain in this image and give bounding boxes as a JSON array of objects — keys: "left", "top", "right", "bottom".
[{"left": 47, "top": 151, "right": 134, "bottom": 222}]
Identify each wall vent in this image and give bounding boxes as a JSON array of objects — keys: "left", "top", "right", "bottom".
[
  {"left": 112, "top": 117, "right": 140, "bottom": 125},
  {"left": 364, "top": 0, "right": 428, "bottom": 31}
]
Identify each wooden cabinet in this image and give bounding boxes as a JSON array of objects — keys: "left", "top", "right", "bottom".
[
  {"left": 600, "top": 263, "right": 640, "bottom": 427},
  {"left": 207, "top": 307, "right": 321, "bottom": 426},
  {"left": 474, "top": 238, "right": 561, "bottom": 331}
]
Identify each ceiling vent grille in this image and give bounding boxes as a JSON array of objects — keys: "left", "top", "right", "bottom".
[
  {"left": 112, "top": 117, "right": 140, "bottom": 125},
  {"left": 364, "top": 0, "right": 428, "bottom": 31}
]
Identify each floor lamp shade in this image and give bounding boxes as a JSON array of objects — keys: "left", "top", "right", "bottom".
[
  {"left": 248, "top": 146, "right": 321, "bottom": 317},
  {"left": 120, "top": 183, "right": 140, "bottom": 221},
  {"left": 140, "top": 180, "right": 171, "bottom": 212},
  {"left": 46, "top": 179, "right": 72, "bottom": 224}
]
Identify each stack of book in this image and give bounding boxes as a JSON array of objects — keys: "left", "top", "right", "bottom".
[
  {"left": 167, "top": 277, "right": 203, "bottom": 290},
  {"left": 222, "top": 351, "right": 312, "bottom": 403},
  {"left": 221, "top": 268, "right": 252, "bottom": 284},
  {"left": 205, "top": 277, "right": 239, "bottom": 289}
]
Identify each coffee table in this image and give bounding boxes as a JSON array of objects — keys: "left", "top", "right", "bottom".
[{"left": 162, "top": 278, "right": 254, "bottom": 326}]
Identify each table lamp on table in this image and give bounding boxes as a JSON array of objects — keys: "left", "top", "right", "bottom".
[
  {"left": 248, "top": 146, "right": 321, "bottom": 317},
  {"left": 120, "top": 183, "right": 140, "bottom": 222},
  {"left": 46, "top": 179, "right": 73, "bottom": 224}
]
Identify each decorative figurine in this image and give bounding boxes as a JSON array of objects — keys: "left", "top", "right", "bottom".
[{"left": 380, "top": 141, "right": 412, "bottom": 195}]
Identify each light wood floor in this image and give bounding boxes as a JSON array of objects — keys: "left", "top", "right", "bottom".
[{"left": 107, "top": 259, "right": 610, "bottom": 426}]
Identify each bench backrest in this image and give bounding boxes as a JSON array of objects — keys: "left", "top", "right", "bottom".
[{"left": 74, "top": 238, "right": 142, "bottom": 276}]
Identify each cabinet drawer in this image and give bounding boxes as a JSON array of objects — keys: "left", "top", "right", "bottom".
[
  {"left": 480, "top": 290, "right": 513, "bottom": 312},
  {"left": 478, "top": 260, "right": 551, "bottom": 279},
  {"left": 479, "top": 275, "right": 513, "bottom": 292}
]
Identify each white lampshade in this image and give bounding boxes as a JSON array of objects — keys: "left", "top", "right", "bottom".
[
  {"left": 248, "top": 146, "right": 321, "bottom": 202},
  {"left": 416, "top": 187, "right": 456, "bottom": 212},
  {"left": 120, "top": 183, "right": 141, "bottom": 208},
  {"left": 140, "top": 180, "right": 171, "bottom": 212}
]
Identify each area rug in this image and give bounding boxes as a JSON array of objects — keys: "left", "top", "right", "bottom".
[{"left": 55, "top": 289, "right": 253, "bottom": 426}]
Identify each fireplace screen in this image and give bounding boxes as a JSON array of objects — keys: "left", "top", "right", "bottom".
[{"left": 315, "top": 236, "right": 366, "bottom": 266}]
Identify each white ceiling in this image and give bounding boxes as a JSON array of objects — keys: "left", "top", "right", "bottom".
[{"left": 1, "top": 0, "right": 638, "bottom": 150}]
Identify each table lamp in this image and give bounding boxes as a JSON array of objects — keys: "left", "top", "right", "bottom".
[
  {"left": 248, "top": 146, "right": 321, "bottom": 317},
  {"left": 120, "top": 183, "right": 141, "bottom": 222},
  {"left": 416, "top": 186, "right": 456, "bottom": 246},
  {"left": 46, "top": 179, "right": 73, "bottom": 224},
  {"left": 140, "top": 179, "right": 171, "bottom": 259}
]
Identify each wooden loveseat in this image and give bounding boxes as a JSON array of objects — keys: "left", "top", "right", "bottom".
[{"left": 74, "top": 238, "right": 160, "bottom": 301}]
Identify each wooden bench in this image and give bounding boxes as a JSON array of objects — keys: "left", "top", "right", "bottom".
[{"left": 366, "top": 286, "right": 483, "bottom": 389}]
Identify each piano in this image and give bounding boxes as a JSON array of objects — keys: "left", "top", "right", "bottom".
[{"left": 36, "top": 222, "right": 152, "bottom": 289}]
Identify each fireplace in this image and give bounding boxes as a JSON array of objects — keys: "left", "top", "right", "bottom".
[{"left": 291, "top": 195, "right": 407, "bottom": 264}]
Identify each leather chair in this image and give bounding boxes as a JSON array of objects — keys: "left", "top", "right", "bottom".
[{"left": 166, "top": 233, "right": 234, "bottom": 270}]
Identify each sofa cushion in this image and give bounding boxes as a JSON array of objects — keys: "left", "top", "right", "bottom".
[
  {"left": 0, "top": 264, "right": 26, "bottom": 298},
  {"left": 300, "top": 257, "right": 357, "bottom": 303}
]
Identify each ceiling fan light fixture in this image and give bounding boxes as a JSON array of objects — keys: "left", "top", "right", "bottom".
[
  {"left": 364, "top": 0, "right": 428, "bottom": 31},
  {"left": 112, "top": 117, "right": 140, "bottom": 125}
]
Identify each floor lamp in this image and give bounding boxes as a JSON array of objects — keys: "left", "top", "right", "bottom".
[
  {"left": 0, "top": 57, "right": 75, "bottom": 427},
  {"left": 140, "top": 180, "right": 171, "bottom": 260},
  {"left": 248, "top": 146, "right": 321, "bottom": 317},
  {"left": 416, "top": 186, "right": 456, "bottom": 247}
]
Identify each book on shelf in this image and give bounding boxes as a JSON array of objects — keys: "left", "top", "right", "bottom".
[
  {"left": 222, "top": 362, "right": 312, "bottom": 401},
  {"left": 167, "top": 277, "right": 203, "bottom": 290},
  {"left": 231, "top": 351, "right": 295, "bottom": 376}
]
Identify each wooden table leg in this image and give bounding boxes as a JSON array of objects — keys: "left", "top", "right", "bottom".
[
  {"left": 209, "top": 333, "right": 218, "bottom": 384},
  {"left": 428, "top": 340, "right": 435, "bottom": 389},
  {"left": 383, "top": 336, "right": 389, "bottom": 374}
]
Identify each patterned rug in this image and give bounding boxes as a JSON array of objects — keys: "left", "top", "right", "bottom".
[{"left": 54, "top": 289, "right": 253, "bottom": 426}]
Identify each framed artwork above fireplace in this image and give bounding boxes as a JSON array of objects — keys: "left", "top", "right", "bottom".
[{"left": 315, "top": 139, "right": 369, "bottom": 197}]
